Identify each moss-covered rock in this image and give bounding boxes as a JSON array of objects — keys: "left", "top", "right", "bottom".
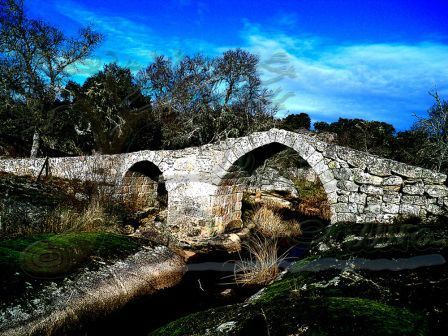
[
  {"left": 151, "top": 295, "right": 426, "bottom": 336},
  {"left": 0, "top": 232, "right": 144, "bottom": 305},
  {"left": 152, "top": 218, "right": 448, "bottom": 335}
]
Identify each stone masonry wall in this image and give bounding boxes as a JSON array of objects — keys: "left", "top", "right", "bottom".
[
  {"left": 0, "top": 129, "right": 447, "bottom": 239},
  {"left": 210, "top": 129, "right": 448, "bottom": 228}
]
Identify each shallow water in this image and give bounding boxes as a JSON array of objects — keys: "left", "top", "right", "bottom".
[
  {"left": 70, "top": 252, "right": 259, "bottom": 335},
  {"left": 70, "top": 239, "right": 308, "bottom": 336}
]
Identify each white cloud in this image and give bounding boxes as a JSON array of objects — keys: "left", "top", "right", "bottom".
[
  {"left": 53, "top": 2, "right": 448, "bottom": 129},
  {"left": 241, "top": 25, "right": 448, "bottom": 128},
  {"left": 55, "top": 0, "right": 219, "bottom": 79}
]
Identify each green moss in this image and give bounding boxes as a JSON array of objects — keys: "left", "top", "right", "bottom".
[
  {"left": 151, "top": 295, "right": 426, "bottom": 336},
  {"left": 323, "top": 297, "right": 426, "bottom": 336},
  {"left": 0, "top": 232, "right": 141, "bottom": 278},
  {"left": 293, "top": 178, "right": 326, "bottom": 200}
]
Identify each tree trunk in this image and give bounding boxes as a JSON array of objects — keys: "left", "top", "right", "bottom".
[{"left": 30, "top": 130, "right": 40, "bottom": 158}]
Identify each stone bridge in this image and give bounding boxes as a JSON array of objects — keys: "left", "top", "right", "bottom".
[{"left": 1, "top": 128, "right": 447, "bottom": 238}]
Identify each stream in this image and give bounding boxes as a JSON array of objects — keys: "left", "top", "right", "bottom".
[
  {"left": 63, "top": 219, "right": 324, "bottom": 335},
  {"left": 66, "top": 241, "right": 307, "bottom": 335},
  {"left": 73, "top": 252, "right": 260, "bottom": 335}
]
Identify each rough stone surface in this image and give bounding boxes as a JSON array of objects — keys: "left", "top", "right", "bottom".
[
  {"left": 0, "top": 128, "right": 446, "bottom": 236},
  {"left": 403, "top": 183, "right": 425, "bottom": 195},
  {"left": 0, "top": 246, "right": 186, "bottom": 336}
]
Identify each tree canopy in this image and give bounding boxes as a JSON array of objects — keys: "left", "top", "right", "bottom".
[
  {"left": 0, "top": 0, "right": 102, "bottom": 156},
  {"left": 0, "top": 0, "right": 447, "bottom": 175}
]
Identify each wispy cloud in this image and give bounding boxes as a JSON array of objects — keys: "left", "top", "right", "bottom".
[
  {"left": 52, "top": 1, "right": 448, "bottom": 129},
  {"left": 241, "top": 24, "right": 448, "bottom": 128},
  {"left": 55, "top": 0, "right": 218, "bottom": 80}
]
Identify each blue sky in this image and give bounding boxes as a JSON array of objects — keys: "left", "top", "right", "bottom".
[{"left": 26, "top": 0, "right": 448, "bottom": 130}]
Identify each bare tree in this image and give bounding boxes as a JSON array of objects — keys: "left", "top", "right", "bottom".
[
  {"left": 415, "top": 90, "right": 448, "bottom": 172},
  {"left": 0, "top": 0, "right": 102, "bottom": 157},
  {"left": 139, "top": 49, "right": 276, "bottom": 148}
]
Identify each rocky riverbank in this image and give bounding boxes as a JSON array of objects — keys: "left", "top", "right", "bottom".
[
  {"left": 151, "top": 218, "right": 448, "bottom": 336},
  {"left": 0, "top": 244, "right": 186, "bottom": 336}
]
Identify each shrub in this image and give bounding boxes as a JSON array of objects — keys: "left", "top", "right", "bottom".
[{"left": 293, "top": 178, "right": 331, "bottom": 220}]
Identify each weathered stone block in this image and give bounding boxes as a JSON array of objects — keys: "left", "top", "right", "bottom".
[
  {"left": 332, "top": 167, "right": 353, "bottom": 181},
  {"left": 366, "top": 195, "right": 382, "bottom": 204},
  {"left": 353, "top": 170, "right": 383, "bottom": 185},
  {"left": 427, "top": 203, "right": 444, "bottom": 215},
  {"left": 313, "top": 160, "right": 329, "bottom": 175},
  {"left": 323, "top": 180, "right": 338, "bottom": 194},
  {"left": 338, "top": 195, "right": 349, "bottom": 203},
  {"left": 382, "top": 175, "right": 403, "bottom": 186},
  {"left": 337, "top": 148, "right": 367, "bottom": 168},
  {"left": 273, "top": 129, "right": 288, "bottom": 144},
  {"left": 337, "top": 189, "right": 350, "bottom": 195},
  {"left": 322, "top": 145, "right": 338, "bottom": 160},
  {"left": 365, "top": 204, "right": 381, "bottom": 214},
  {"left": 294, "top": 141, "right": 316, "bottom": 160},
  {"left": 349, "top": 193, "right": 367, "bottom": 204},
  {"left": 336, "top": 213, "right": 356, "bottom": 222},
  {"left": 367, "top": 158, "right": 392, "bottom": 176},
  {"left": 400, "top": 204, "right": 421, "bottom": 216},
  {"left": 334, "top": 202, "right": 357, "bottom": 213},
  {"left": 318, "top": 170, "right": 334, "bottom": 185},
  {"left": 425, "top": 185, "right": 448, "bottom": 198},
  {"left": 326, "top": 191, "right": 338, "bottom": 204},
  {"left": 307, "top": 152, "right": 324, "bottom": 167},
  {"left": 382, "top": 203, "right": 399, "bottom": 214},
  {"left": 248, "top": 132, "right": 270, "bottom": 149},
  {"left": 383, "top": 185, "right": 401, "bottom": 192},
  {"left": 360, "top": 185, "right": 383, "bottom": 195},
  {"left": 401, "top": 195, "right": 426, "bottom": 205},
  {"left": 402, "top": 183, "right": 425, "bottom": 195},
  {"left": 391, "top": 162, "right": 422, "bottom": 178},
  {"left": 421, "top": 169, "right": 447, "bottom": 184},
  {"left": 382, "top": 193, "right": 401, "bottom": 204},
  {"left": 337, "top": 180, "right": 359, "bottom": 192}
]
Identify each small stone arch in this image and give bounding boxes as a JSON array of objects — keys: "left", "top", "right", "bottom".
[
  {"left": 212, "top": 129, "right": 338, "bottom": 231},
  {"left": 119, "top": 160, "right": 168, "bottom": 211}
]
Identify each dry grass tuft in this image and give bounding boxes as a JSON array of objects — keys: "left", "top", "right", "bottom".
[
  {"left": 47, "top": 198, "right": 120, "bottom": 233},
  {"left": 252, "top": 205, "right": 301, "bottom": 238},
  {"left": 234, "top": 235, "right": 285, "bottom": 286}
]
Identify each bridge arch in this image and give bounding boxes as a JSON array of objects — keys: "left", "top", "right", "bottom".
[
  {"left": 211, "top": 129, "right": 338, "bottom": 230},
  {"left": 119, "top": 160, "right": 168, "bottom": 211}
]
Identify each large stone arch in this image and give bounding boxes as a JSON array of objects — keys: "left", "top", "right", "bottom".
[
  {"left": 210, "top": 128, "right": 448, "bottom": 231},
  {"left": 211, "top": 129, "right": 338, "bottom": 231}
]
